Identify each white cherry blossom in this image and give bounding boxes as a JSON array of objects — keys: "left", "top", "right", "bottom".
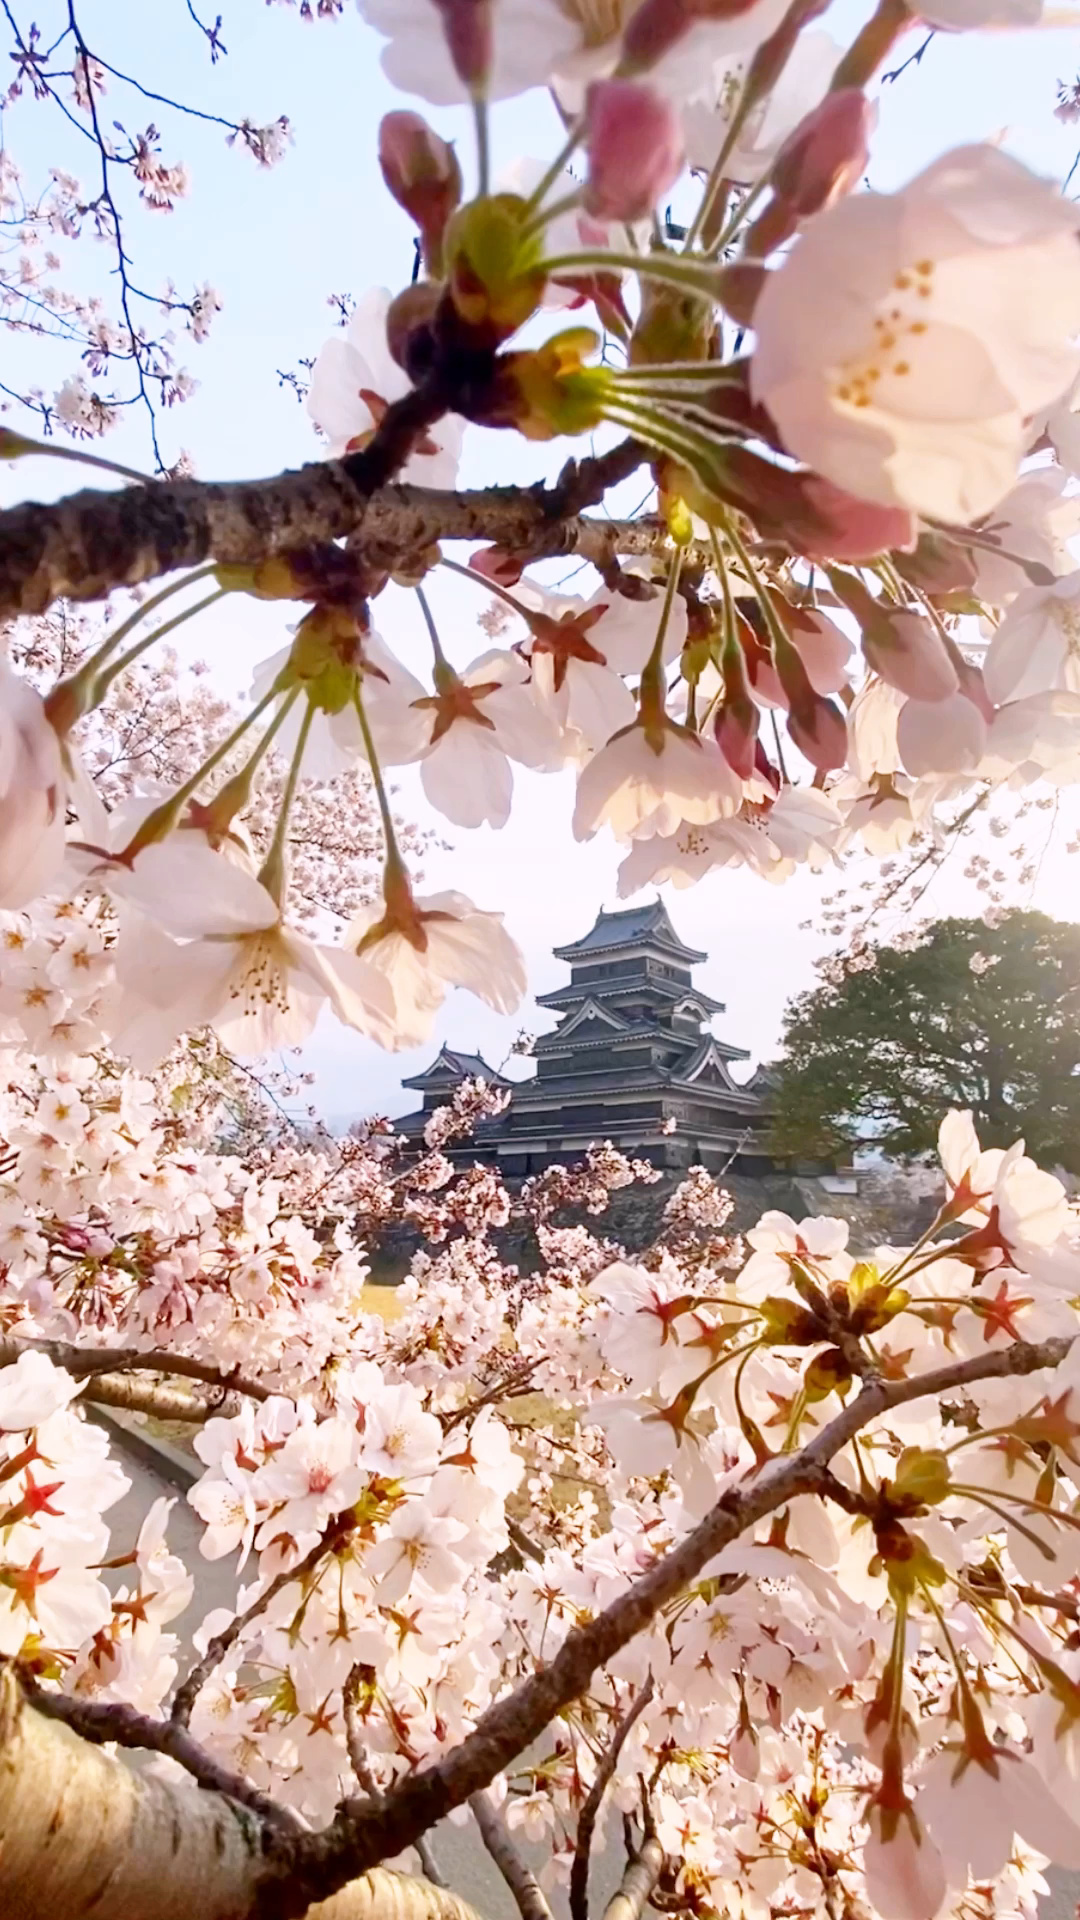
[
  {"left": 983, "top": 571, "right": 1080, "bottom": 704},
  {"left": 682, "top": 31, "right": 841, "bottom": 184},
  {"left": 751, "top": 145, "right": 1080, "bottom": 521},
  {"left": 574, "top": 723, "right": 741, "bottom": 843},
  {"left": 308, "top": 287, "right": 463, "bottom": 486},
  {"left": 0, "top": 662, "right": 67, "bottom": 910},
  {"left": 380, "top": 649, "right": 563, "bottom": 830},
  {"left": 106, "top": 866, "right": 396, "bottom": 1064},
  {"left": 328, "top": 887, "right": 526, "bottom": 1050},
  {"left": 364, "top": 1502, "right": 468, "bottom": 1604}
]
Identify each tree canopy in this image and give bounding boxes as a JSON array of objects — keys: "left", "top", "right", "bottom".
[{"left": 770, "top": 911, "right": 1080, "bottom": 1170}]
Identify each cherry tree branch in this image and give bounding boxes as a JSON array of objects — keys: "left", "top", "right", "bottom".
[
  {"left": 469, "top": 1792, "right": 554, "bottom": 1920},
  {"left": 570, "top": 1677, "right": 655, "bottom": 1920},
  {"left": 170, "top": 1522, "right": 350, "bottom": 1728},
  {"left": 81, "top": 1371, "right": 234, "bottom": 1421},
  {"left": 0, "top": 1666, "right": 494, "bottom": 1920},
  {"left": 602, "top": 1837, "right": 666, "bottom": 1920},
  {"left": 0, "top": 1333, "right": 273, "bottom": 1403},
  {"left": 17, "top": 1669, "right": 303, "bottom": 1831},
  {"left": 4, "top": 1334, "right": 1069, "bottom": 1920},
  {"left": 0, "top": 430, "right": 650, "bottom": 618}
]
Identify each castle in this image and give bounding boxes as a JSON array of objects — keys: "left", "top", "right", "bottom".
[{"left": 396, "top": 901, "right": 774, "bottom": 1174}]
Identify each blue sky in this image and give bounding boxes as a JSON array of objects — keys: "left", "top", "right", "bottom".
[{"left": 2, "top": 0, "right": 1080, "bottom": 1121}]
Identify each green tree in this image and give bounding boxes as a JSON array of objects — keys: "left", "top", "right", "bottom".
[{"left": 770, "top": 911, "right": 1080, "bottom": 1171}]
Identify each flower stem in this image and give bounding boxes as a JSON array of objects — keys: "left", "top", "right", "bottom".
[
  {"left": 121, "top": 684, "right": 282, "bottom": 859},
  {"left": 415, "top": 583, "right": 453, "bottom": 679},
  {"left": 521, "top": 116, "right": 585, "bottom": 218},
  {"left": 352, "top": 686, "right": 408, "bottom": 890},
  {"left": 712, "top": 508, "right": 789, "bottom": 659},
  {"left": 440, "top": 553, "right": 530, "bottom": 622},
  {"left": 259, "top": 700, "right": 315, "bottom": 904},
  {"left": 1, "top": 427, "right": 154, "bottom": 486},
  {"left": 519, "top": 186, "right": 585, "bottom": 242},
  {"left": 473, "top": 94, "right": 491, "bottom": 198},
  {"left": 44, "top": 566, "right": 218, "bottom": 730},
  {"left": 93, "top": 589, "right": 228, "bottom": 698},
  {"left": 638, "top": 544, "right": 684, "bottom": 727},
  {"left": 710, "top": 176, "right": 770, "bottom": 256},
  {"left": 540, "top": 247, "right": 720, "bottom": 299},
  {"left": 829, "top": 0, "right": 913, "bottom": 90},
  {"left": 205, "top": 687, "right": 301, "bottom": 831}
]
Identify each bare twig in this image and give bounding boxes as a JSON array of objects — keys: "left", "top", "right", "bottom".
[
  {"left": 17, "top": 1668, "right": 302, "bottom": 1831},
  {"left": 469, "top": 1791, "right": 554, "bottom": 1920},
  {"left": 1013, "top": 1583, "right": 1080, "bottom": 1622},
  {"left": 571, "top": 1678, "right": 655, "bottom": 1920},
  {"left": 343, "top": 1662, "right": 383, "bottom": 1802},
  {"left": 506, "top": 1518, "right": 546, "bottom": 1565},
  {"left": 416, "top": 1837, "right": 449, "bottom": 1890},
  {"left": 171, "top": 1521, "right": 349, "bottom": 1728}
]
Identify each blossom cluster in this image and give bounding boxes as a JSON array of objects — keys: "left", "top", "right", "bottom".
[{"left": 3, "top": 1073, "right": 1080, "bottom": 1920}]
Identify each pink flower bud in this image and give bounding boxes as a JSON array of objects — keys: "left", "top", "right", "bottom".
[
  {"left": 771, "top": 89, "right": 873, "bottom": 218},
  {"left": 784, "top": 605, "right": 853, "bottom": 695},
  {"left": 431, "top": 0, "right": 492, "bottom": 93},
  {"left": 862, "top": 610, "right": 959, "bottom": 703},
  {"left": 774, "top": 630, "right": 847, "bottom": 771},
  {"left": 378, "top": 112, "right": 462, "bottom": 270},
  {"left": 583, "top": 81, "right": 684, "bottom": 222},
  {"left": 717, "top": 447, "right": 917, "bottom": 563},
  {"left": 618, "top": 0, "right": 694, "bottom": 75},
  {"left": 714, "top": 636, "right": 759, "bottom": 780}
]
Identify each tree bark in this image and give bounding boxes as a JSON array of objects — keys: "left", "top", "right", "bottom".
[
  {"left": 0, "top": 452, "right": 658, "bottom": 620},
  {"left": 602, "top": 1839, "right": 665, "bottom": 1920},
  {"left": 0, "top": 1668, "right": 490, "bottom": 1920}
]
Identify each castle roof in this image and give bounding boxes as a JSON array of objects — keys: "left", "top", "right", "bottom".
[
  {"left": 552, "top": 900, "right": 707, "bottom": 966},
  {"left": 401, "top": 1046, "right": 511, "bottom": 1092}
]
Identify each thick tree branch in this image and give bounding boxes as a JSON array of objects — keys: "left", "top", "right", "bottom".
[
  {"left": 570, "top": 1678, "right": 655, "bottom": 1920},
  {"left": 18, "top": 1671, "right": 302, "bottom": 1831},
  {"left": 0, "top": 447, "right": 653, "bottom": 619},
  {"left": 82, "top": 1372, "right": 234, "bottom": 1421},
  {"left": 602, "top": 1838, "right": 666, "bottom": 1920},
  {"left": 0, "top": 1667, "right": 493, "bottom": 1920},
  {"left": 0, "top": 1333, "right": 273, "bottom": 1404},
  {"left": 469, "top": 1791, "right": 554, "bottom": 1920}
]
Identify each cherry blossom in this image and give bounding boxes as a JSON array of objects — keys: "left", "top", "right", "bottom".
[
  {"left": 0, "top": 662, "right": 67, "bottom": 910},
  {"left": 308, "top": 287, "right": 464, "bottom": 486},
  {"left": 364, "top": 1503, "right": 469, "bottom": 1604},
  {"left": 983, "top": 571, "right": 1080, "bottom": 704},
  {"left": 357, "top": 0, "right": 585, "bottom": 103},
  {"left": 107, "top": 868, "right": 396, "bottom": 1064},
  {"left": 573, "top": 722, "right": 741, "bottom": 843},
  {"left": 329, "top": 887, "right": 526, "bottom": 1049},
  {"left": 681, "top": 31, "right": 841, "bottom": 184},
  {"left": 381, "top": 648, "right": 563, "bottom": 830},
  {"left": 751, "top": 145, "right": 1080, "bottom": 521}
]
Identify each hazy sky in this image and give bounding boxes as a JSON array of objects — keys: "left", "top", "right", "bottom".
[{"left": 3, "top": 0, "right": 1079, "bottom": 1120}]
